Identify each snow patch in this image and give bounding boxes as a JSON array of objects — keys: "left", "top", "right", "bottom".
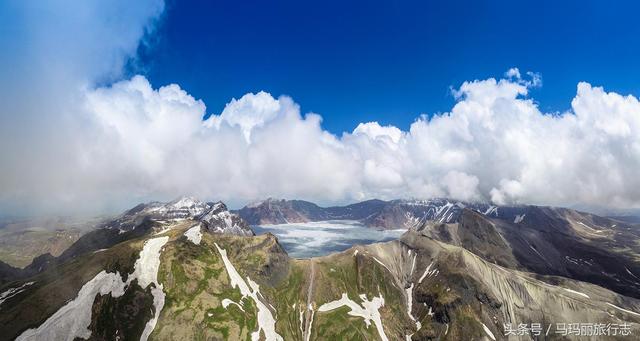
[
  {"left": 625, "top": 267, "right": 639, "bottom": 280},
  {"left": 17, "top": 271, "right": 128, "bottom": 341},
  {"left": 142, "top": 286, "right": 165, "bottom": 341},
  {"left": 514, "top": 214, "right": 525, "bottom": 224},
  {"left": 215, "top": 243, "right": 284, "bottom": 341},
  {"left": 304, "top": 305, "right": 315, "bottom": 341},
  {"left": 482, "top": 323, "right": 496, "bottom": 341},
  {"left": 373, "top": 257, "right": 393, "bottom": 275},
  {"left": 0, "top": 281, "right": 34, "bottom": 308},
  {"left": 17, "top": 236, "right": 169, "bottom": 341},
  {"left": 574, "top": 221, "right": 605, "bottom": 236},
  {"left": 405, "top": 283, "right": 421, "bottom": 331},
  {"left": 606, "top": 303, "right": 640, "bottom": 317},
  {"left": 528, "top": 244, "right": 548, "bottom": 264},
  {"left": 183, "top": 224, "right": 202, "bottom": 244},
  {"left": 410, "top": 254, "right": 416, "bottom": 275},
  {"left": 565, "top": 256, "right": 580, "bottom": 265},
  {"left": 418, "top": 261, "right": 436, "bottom": 283},
  {"left": 298, "top": 308, "right": 304, "bottom": 332},
  {"left": 563, "top": 288, "right": 590, "bottom": 299},
  {"left": 483, "top": 206, "right": 498, "bottom": 216},
  {"left": 222, "top": 298, "right": 245, "bottom": 312},
  {"left": 318, "top": 293, "right": 389, "bottom": 341},
  {"left": 131, "top": 237, "right": 169, "bottom": 288}
]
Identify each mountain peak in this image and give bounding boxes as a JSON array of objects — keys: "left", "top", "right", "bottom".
[
  {"left": 167, "top": 196, "right": 204, "bottom": 208},
  {"left": 100, "top": 197, "right": 253, "bottom": 236}
]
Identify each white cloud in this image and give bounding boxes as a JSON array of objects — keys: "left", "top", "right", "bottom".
[
  {"left": 5, "top": 66, "right": 640, "bottom": 213},
  {"left": 504, "top": 67, "right": 542, "bottom": 88},
  {"left": 71, "top": 73, "right": 640, "bottom": 212},
  {"left": 206, "top": 91, "right": 284, "bottom": 142},
  {"left": 505, "top": 67, "right": 521, "bottom": 79},
  {"left": 442, "top": 171, "right": 480, "bottom": 202},
  {"left": 353, "top": 122, "right": 404, "bottom": 145}
]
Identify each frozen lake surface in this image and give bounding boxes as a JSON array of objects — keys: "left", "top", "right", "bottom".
[{"left": 252, "top": 220, "right": 405, "bottom": 258}]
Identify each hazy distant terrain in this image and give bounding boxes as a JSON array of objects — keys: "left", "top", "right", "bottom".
[
  {"left": 607, "top": 215, "right": 640, "bottom": 224},
  {"left": 0, "top": 217, "right": 96, "bottom": 268}
]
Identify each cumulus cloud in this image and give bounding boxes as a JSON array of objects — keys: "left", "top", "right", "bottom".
[
  {"left": 1, "top": 1, "right": 639, "bottom": 215},
  {"left": 504, "top": 67, "right": 542, "bottom": 88},
  {"left": 71, "top": 72, "right": 640, "bottom": 212},
  {"left": 5, "top": 65, "right": 640, "bottom": 213},
  {"left": 206, "top": 91, "right": 283, "bottom": 142},
  {"left": 353, "top": 122, "right": 404, "bottom": 145}
]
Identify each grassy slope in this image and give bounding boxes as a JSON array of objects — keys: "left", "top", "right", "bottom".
[
  {"left": 152, "top": 225, "right": 412, "bottom": 341},
  {"left": 6, "top": 220, "right": 640, "bottom": 341},
  {"left": 154, "top": 230, "right": 268, "bottom": 340},
  {"left": 149, "top": 224, "right": 512, "bottom": 341}
]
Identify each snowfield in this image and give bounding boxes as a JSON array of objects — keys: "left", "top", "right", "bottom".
[
  {"left": 142, "top": 286, "right": 165, "bottom": 341},
  {"left": 131, "top": 236, "right": 168, "bottom": 288},
  {"left": 16, "top": 271, "right": 128, "bottom": 341},
  {"left": 136, "top": 236, "right": 170, "bottom": 341},
  {"left": 184, "top": 224, "right": 203, "bottom": 244}
]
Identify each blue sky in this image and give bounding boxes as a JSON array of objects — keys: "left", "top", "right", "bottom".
[
  {"left": 3, "top": 0, "right": 640, "bottom": 214},
  {"left": 139, "top": 0, "right": 640, "bottom": 134}
]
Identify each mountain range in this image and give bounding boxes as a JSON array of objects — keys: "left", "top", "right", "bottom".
[
  {"left": 235, "top": 198, "right": 493, "bottom": 229},
  {"left": 0, "top": 196, "right": 639, "bottom": 340}
]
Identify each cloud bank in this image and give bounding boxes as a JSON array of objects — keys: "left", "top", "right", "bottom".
[
  {"left": 1, "top": 2, "right": 639, "bottom": 215},
  {"left": 35, "top": 71, "right": 640, "bottom": 213}
]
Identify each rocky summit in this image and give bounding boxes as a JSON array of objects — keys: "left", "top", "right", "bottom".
[{"left": 102, "top": 196, "right": 254, "bottom": 236}]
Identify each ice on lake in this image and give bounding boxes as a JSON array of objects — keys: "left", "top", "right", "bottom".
[{"left": 252, "top": 220, "right": 405, "bottom": 258}]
